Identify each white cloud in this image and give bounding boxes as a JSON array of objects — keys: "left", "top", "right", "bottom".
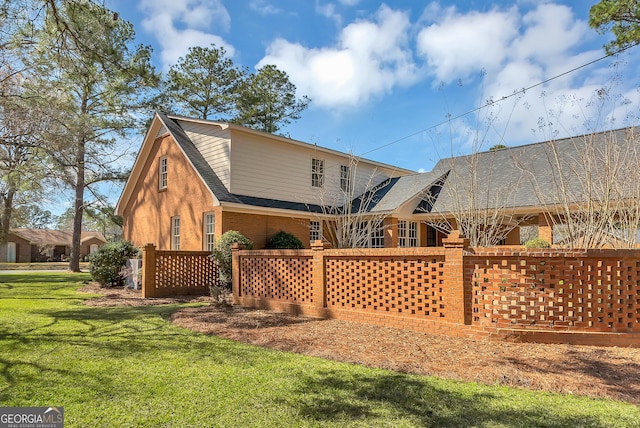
[
  {"left": 511, "top": 3, "right": 588, "bottom": 64},
  {"left": 417, "top": 2, "right": 623, "bottom": 147},
  {"left": 250, "top": 0, "right": 280, "bottom": 15},
  {"left": 416, "top": 5, "right": 519, "bottom": 83},
  {"left": 316, "top": 2, "right": 342, "bottom": 27},
  {"left": 339, "top": 0, "right": 360, "bottom": 5},
  {"left": 258, "top": 5, "right": 418, "bottom": 108},
  {"left": 139, "top": 0, "right": 234, "bottom": 70}
]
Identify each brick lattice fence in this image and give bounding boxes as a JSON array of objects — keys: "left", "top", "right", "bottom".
[
  {"left": 232, "top": 233, "right": 640, "bottom": 347},
  {"left": 468, "top": 248, "right": 640, "bottom": 333}
]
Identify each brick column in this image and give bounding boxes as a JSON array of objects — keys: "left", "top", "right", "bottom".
[
  {"left": 504, "top": 227, "right": 520, "bottom": 245},
  {"left": 538, "top": 213, "right": 553, "bottom": 245},
  {"left": 231, "top": 243, "right": 241, "bottom": 304},
  {"left": 141, "top": 244, "right": 156, "bottom": 299},
  {"left": 442, "top": 230, "right": 470, "bottom": 324},
  {"left": 384, "top": 217, "right": 398, "bottom": 248},
  {"left": 311, "top": 240, "right": 327, "bottom": 312}
]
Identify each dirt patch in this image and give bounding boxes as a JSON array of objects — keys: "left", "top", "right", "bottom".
[{"left": 80, "top": 284, "right": 640, "bottom": 404}]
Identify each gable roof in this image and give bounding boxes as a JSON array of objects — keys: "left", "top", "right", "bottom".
[
  {"left": 423, "top": 127, "right": 638, "bottom": 214},
  {"left": 116, "top": 112, "right": 413, "bottom": 216},
  {"left": 11, "top": 229, "right": 107, "bottom": 246},
  {"left": 360, "top": 171, "right": 445, "bottom": 214}
]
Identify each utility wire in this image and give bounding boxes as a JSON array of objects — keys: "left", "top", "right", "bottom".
[{"left": 360, "top": 43, "right": 638, "bottom": 157}]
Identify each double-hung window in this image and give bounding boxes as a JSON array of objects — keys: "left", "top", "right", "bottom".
[
  {"left": 340, "top": 165, "right": 350, "bottom": 192},
  {"left": 312, "top": 158, "right": 324, "bottom": 188},
  {"left": 171, "top": 216, "right": 181, "bottom": 250},
  {"left": 310, "top": 220, "right": 322, "bottom": 243},
  {"left": 398, "top": 220, "right": 419, "bottom": 247},
  {"left": 369, "top": 220, "right": 385, "bottom": 248},
  {"left": 159, "top": 156, "right": 168, "bottom": 190},
  {"left": 204, "top": 213, "right": 215, "bottom": 251}
]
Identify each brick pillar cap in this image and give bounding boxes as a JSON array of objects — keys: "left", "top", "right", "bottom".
[{"left": 442, "top": 229, "right": 470, "bottom": 247}]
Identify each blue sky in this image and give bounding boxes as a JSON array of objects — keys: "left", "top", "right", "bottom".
[{"left": 104, "top": 0, "right": 640, "bottom": 174}]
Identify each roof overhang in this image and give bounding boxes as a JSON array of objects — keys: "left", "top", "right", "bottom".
[{"left": 115, "top": 112, "right": 220, "bottom": 216}]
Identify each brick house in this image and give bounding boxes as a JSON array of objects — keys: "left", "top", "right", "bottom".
[
  {"left": 115, "top": 112, "right": 414, "bottom": 250},
  {"left": 117, "top": 112, "right": 639, "bottom": 250},
  {"left": 0, "top": 229, "right": 107, "bottom": 263}
]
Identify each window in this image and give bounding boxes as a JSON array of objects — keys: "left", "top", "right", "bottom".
[
  {"left": 426, "top": 225, "right": 437, "bottom": 247},
  {"left": 340, "top": 165, "right": 350, "bottom": 192},
  {"left": 398, "top": 220, "right": 419, "bottom": 247},
  {"left": 310, "top": 220, "right": 322, "bottom": 243},
  {"left": 159, "top": 156, "right": 168, "bottom": 189},
  {"left": 204, "top": 213, "right": 215, "bottom": 251},
  {"left": 89, "top": 244, "right": 99, "bottom": 254},
  {"left": 369, "top": 221, "right": 385, "bottom": 248},
  {"left": 312, "top": 158, "right": 324, "bottom": 187},
  {"left": 398, "top": 220, "right": 406, "bottom": 247},
  {"left": 171, "top": 216, "right": 180, "bottom": 250}
]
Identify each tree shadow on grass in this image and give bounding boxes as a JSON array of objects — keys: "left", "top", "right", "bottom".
[
  {"left": 285, "top": 369, "right": 616, "bottom": 427},
  {"left": 0, "top": 273, "right": 90, "bottom": 300},
  {"left": 503, "top": 349, "right": 640, "bottom": 404},
  {"left": 0, "top": 304, "right": 280, "bottom": 403}
]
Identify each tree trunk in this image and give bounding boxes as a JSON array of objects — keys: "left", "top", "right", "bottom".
[
  {"left": 0, "top": 188, "right": 15, "bottom": 244},
  {"left": 69, "top": 137, "right": 85, "bottom": 272}
]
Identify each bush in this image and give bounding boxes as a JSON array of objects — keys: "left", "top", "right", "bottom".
[
  {"left": 266, "top": 231, "right": 304, "bottom": 249},
  {"left": 524, "top": 237, "right": 551, "bottom": 249},
  {"left": 89, "top": 241, "right": 140, "bottom": 287},
  {"left": 212, "top": 231, "right": 253, "bottom": 286}
]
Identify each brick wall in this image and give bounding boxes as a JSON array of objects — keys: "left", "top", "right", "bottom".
[
  {"left": 121, "top": 134, "right": 216, "bottom": 250},
  {"left": 467, "top": 248, "right": 640, "bottom": 333},
  {"left": 222, "top": 212, "right": 311, "bottom": 249},
  {"left": 233, "top": 235, "right": 640, "bottom": 347}
]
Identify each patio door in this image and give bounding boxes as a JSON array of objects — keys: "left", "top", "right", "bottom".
[{"left": 6, "top": 242, "right": 16, "bottom": 263}]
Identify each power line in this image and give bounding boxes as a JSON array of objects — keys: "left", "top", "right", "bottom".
[{"left": 360, "top": 43, "right": 638, "bottom": 157}]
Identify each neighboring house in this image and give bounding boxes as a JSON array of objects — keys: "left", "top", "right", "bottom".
[
  {"left": 0, "top": 229, "right": 107, "bottom": 263},
  {"left": 116, "top": 112, "right": 638, "bottom": 249}
]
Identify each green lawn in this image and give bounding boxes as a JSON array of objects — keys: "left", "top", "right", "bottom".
[{"left": 0, "top": 273, "right": 638, "bottom": 427}]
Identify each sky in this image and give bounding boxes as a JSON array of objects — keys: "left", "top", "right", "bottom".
[{"left": 103, "top": 0, "right": 640, "bottom": 175}]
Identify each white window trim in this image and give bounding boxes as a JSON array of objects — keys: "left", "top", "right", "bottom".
[
  {"left": 398, "top": 220, "right": 419, "bottom": 247},
  {"left": 204, "top": 212, "right": 215, "bottom": 251},
  {"left": 171, "top": 216, "right": 181, "bottom": 250},
  {"left": 310, "top": 220, "right": 322, "bottom": 243},
  {"left": 159, "top": 156, "right": 168, "bottom": 190},
  {"left": 340, "top": 164, "right": 350, "bottom": 192},
  {"left": 312, "top": 158, "right": 324, "bottom": 188}
]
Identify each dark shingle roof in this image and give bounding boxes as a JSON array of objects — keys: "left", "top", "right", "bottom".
[
  {"left": 427, "top": 127, "right": 637, "bottom": 213},
  {"left": 12, "top": 229, "right": 107, "bottom": 246},
  {"left": 157, "top": 112, "right": 325, "bottom": 213},
  {"left": 366, "top": 172, "right": 444, "bottom": 213},
  {"left": 158, "top": 111, "right": 638, "bottom": 216}
]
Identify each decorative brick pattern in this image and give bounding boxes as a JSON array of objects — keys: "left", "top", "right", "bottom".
[
  {"left": 162, "top": 234, "right": 640, "bottom": 347},
  {"left": 468, "top": 249, "right": 640, "bottom": 333},
  {"left": 325, "top": 256, "right": 446, "bottom": 318},
  {"left": 143, "top": 246, "right": 218, "bottom": 297},
  {"left": 239, "top": 252, "right": 314, "bottom": 303}
]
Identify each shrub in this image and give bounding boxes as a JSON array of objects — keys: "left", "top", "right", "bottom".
[
  {"left": 524, "top": 237, "right": 551, "bottom": 249},
  {"left": 266, "top": 231, "right": 304, "bottom": 249},
  {"left": 212, "top": 231, "right": 253, "bottom": 286},
  {"left": 89, "top": 241, "right": 140, "bottom": 287}
]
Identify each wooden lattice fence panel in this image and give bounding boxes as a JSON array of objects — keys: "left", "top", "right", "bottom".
[{"left": 154, "top": 251, "right": 218, "bottom": 294}]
